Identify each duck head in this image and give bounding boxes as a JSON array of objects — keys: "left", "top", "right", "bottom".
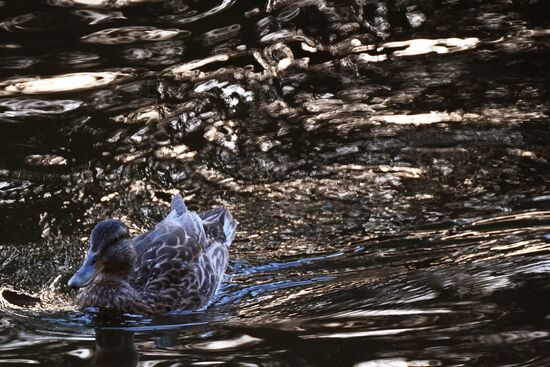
[{"left": 68, "top": 219, "right": 136, "bottom": 289}]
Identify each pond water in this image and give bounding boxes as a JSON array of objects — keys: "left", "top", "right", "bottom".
[{"left": 1, "top": 0, "right": 550, "bottom": 366}]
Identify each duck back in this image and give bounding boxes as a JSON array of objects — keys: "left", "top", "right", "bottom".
[{"left": 130, "top": 195, "right": 237, "bottom": 312}]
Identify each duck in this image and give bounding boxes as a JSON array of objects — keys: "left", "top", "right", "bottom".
[{"left": 67, "top": 194, "right": 237, "bottom": 314}]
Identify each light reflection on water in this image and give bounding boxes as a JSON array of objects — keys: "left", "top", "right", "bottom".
[{"left": 1, "top": 0, "right": 550, "bottom": 366}]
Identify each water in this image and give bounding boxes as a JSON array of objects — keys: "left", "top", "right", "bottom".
[{"left": 1, "top": 0, "right": 550, "bottom": 365}]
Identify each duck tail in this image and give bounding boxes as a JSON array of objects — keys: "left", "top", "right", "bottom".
[
  {"left": 222, "top": 209, "right": 238, "bottom": 247},
  {"left": 171, "top": 194, "right": 187, "bottom": 216},
  {"left": 199, "top": 206, "right": 238, "bottom": 247}
]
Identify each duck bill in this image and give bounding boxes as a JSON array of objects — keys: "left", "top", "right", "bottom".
[{"left": 68, "top": 251, "right": 98, "bottom": 288}]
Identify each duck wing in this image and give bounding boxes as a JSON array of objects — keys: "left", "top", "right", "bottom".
[
  {"left": 130, "top": 195, "right": 237, "bottom": 311},
  {"left": 132, "top": 195, "right": 205, "bottom": 257}
]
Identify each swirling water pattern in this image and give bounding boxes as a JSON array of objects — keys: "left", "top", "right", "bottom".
[{"left": 1, "top": 0, "right": 550, "bottom": 366}]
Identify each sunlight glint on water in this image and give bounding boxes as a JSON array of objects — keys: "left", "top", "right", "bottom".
[{"left": 0, "top": 0, "right": 550, "bottom": 366}]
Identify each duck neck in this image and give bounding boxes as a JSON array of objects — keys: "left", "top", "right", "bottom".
[{"left": 95, "top": 272, "right": 130, "bottom": 284}]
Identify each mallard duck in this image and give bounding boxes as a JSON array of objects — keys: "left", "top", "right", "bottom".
[{"left": 67, "top": 195, "right": 237, "bottom": 314}]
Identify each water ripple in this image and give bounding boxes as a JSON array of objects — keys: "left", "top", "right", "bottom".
[
  {"left": 0, "top": 70, "right": 135, "bottom": 95},
  {"left": 81, "top": 26, "right": 189, "bottom": 44},
  {"left": 0, "top": 98, "right": 82, "bottom": 119},
  {"left": 0, "top": 0, "right": 550, "bottom": 365}
]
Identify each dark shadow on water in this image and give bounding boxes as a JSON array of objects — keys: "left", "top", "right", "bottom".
[{"left": 93, "top": 329, "right": 138, "bottom": 367}]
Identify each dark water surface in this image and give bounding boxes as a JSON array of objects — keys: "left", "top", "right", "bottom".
[{"left": 1, "top": 0, "right": 550, "bottom": 365}]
